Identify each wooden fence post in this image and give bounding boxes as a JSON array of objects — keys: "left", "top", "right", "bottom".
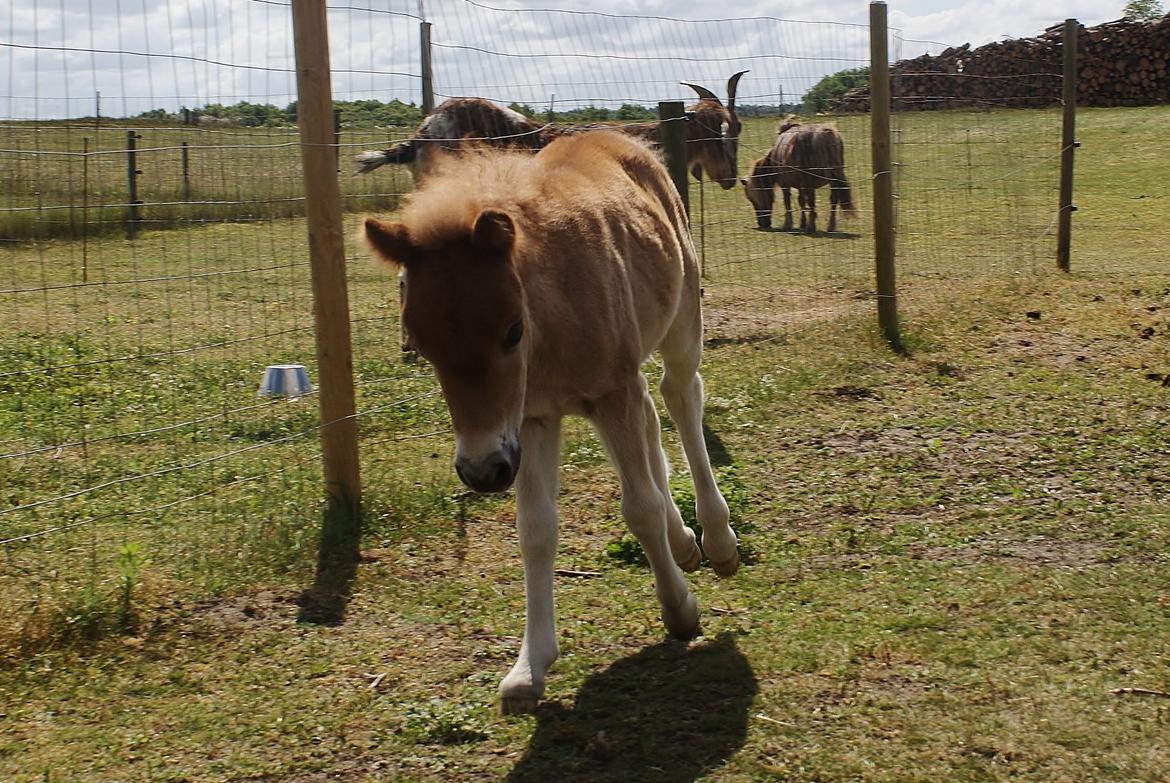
[
  {"left": 333, "top": 107, "right": 342, "bottom": 174},
  {"left": 82, "top": 137, "right": 89, "bottom": 283},
  {"left": 1057, "top": 18, "right": 1078, "bottom": 272},
  {"left": 657, "top": 100, "right": 689, "bottom": 217},
  {"left": 420, "top": 21, "right": 435, "bottom": 115},
  {"left": 869, "top": 1, "right": 901, "bottom": 351},
  {"left": 291, "top": 0, "right": 363, "bottom": 617},
  {"left": 126, "top": 130, "right": 142, "bottom": 239},
  {"left": 181, "top": 141, "right": 191, "bottom": 201}
]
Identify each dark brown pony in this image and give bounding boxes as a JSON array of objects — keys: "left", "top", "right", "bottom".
[
  {"left": 741, "top": 120, "right": 856, "bottom": 233},
  {"left": 363, "top": 131, "right": 738, "bottom": 714},
  {"left": 354, "top": 72, "right": 748, "bottom": 188}
]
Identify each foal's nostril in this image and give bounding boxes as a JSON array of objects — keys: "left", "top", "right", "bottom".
[
  {"left": 455, "top": 451, "right": 518, "bottom": 494},
  {"left": 488, "top": 458, "right": 512, "bottom": 490}
]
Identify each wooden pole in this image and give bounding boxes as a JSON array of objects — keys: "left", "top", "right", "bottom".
[
  {"left": 82, "top": 137, "right": 89, "bottom": 283},
  {"left": 657, "top": 100, "right": 689, "bottom": 216},
  {"left": 333, "top": 107, "right": 342, "bottom": 174},
  {"left": 869, "top": 2, "right": 901, "bottom": 351},
  {"left": 126, "top": 130, "right": 141, "bottom": 239},
  {"left": 181, "top": 141, "right": 191, "bottom": 201},
  {"left": 420, "top": 21, "right": 435, "bottom": 115},
  {"left": 1057, "top": 18, "right": 1078, "bottom": 272},
  {"left": 291, "top": 0, "right": 363, "bottom": 606}
]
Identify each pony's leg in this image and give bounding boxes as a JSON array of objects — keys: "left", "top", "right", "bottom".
[
  {"left": 638, "top": 376, "right": 701, "bottom": 572},
  {"left": 499, "top": 416, "right": 562, "bottom": 714},
  {"left": 797, "top": 190, "right": 808, "bottom": 232},
  {"left": 781, "top": 187, "right": 794, "bottom": 232},
  {"left": 658, "top": 318, "right": 739, "bottom": 577},
  {"left": 806, "top": 188, "right": 818, "bottom": 234},
  {"left": 827, "top": 186, "right": 838, "bottom": 233},
  {"left": 593, "top": 384, "right": 700, "bottom": 639}
]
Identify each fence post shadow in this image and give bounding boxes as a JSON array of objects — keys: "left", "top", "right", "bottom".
[
  {"left": 505, "top": 632, "right": 757, "bottom": 783},
  {"left": 702, "top": 422, "right": 733, "bottom": 468},
  {"left": 296, "top": 492, "right": 361, "bottom": 626}
]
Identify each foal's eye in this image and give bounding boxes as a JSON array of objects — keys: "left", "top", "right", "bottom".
[{"left": 503, "top": 320, "right": 523, "bottom": 352}]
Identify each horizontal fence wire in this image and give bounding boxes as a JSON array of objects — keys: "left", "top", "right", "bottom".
[{"left": 0, "top": 0, "right": 1106, "bottom": 652}]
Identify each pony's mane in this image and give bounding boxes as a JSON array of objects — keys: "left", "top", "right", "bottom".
[{"left": 397, "top": 149, "right": 544, "bottom": 246}]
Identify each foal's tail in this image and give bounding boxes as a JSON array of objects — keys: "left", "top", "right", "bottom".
[{"left": 353, "top": 140, "right": 417, "bottom": 175}]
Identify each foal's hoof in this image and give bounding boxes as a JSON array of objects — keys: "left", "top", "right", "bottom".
[
  {"left": 499, "top": 693, "right": 540, "bottom": 715},
  {"left": 676, "top": 542, "right": 702, "bottom": 573},
  {"left": 664, "top": 592, "right": 701, "bottom": 640},
  {"left": 710, "top": 550, "right": 741, "bottom": 578}
]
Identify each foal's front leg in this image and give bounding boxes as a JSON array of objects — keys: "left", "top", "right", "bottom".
[{"left": 499, "top": 416, "right": 562, "bottom": 715}]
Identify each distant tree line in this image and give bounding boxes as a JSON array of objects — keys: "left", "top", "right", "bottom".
[{"left": 130, "top": 98, "right": 814, "bottom": 129}]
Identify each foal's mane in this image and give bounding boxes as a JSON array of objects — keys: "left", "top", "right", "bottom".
[{"left": 397, "top": 149, "right": 544, "bottom": 247}]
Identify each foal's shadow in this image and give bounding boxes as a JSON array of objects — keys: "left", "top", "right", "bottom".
[{"left": 506, "top": 633, "right": 757, "bottom": 783}]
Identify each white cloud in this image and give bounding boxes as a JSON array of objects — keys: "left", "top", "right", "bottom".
[{"left": 0, "top": 0, "right": 1132, "bottom": 118}]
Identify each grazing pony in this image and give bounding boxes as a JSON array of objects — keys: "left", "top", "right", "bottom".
[
  {"left": 354, "top": 72, "right": 748, "bottom": 189},
  {"left": 363, "top": 131, "right": 739, "bottom": 714},
  {"left": 741, "top": 120, "right": 856, "bottom": 233}
]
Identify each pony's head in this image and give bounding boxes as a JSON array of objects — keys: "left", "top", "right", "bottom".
[
  {"left": 681, "top": 71, "right": 748, "bottom": 190},
  {"left": 364, "top": 210, "right": 526, "bottom": 494},
  {"left": 740, "top": 157, "right": 776, "bottom": 230}
]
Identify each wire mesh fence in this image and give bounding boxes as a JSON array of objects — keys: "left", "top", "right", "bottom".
[
  {"left": 887, "top": 34, "right": 1064, "bottom": 308},
  {"left": 1, "top": 0, "right": 1082, "bottom": 651}
]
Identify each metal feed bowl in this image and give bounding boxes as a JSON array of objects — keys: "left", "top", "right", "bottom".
[{"left": 257, "top": 364, "right": 313, "bottom": 399}]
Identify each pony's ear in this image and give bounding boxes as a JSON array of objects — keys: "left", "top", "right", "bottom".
[
  {"left": 472, "top": 209, "right": 515, "bottom": 255},
  {"left": 363, "top": 217, "right": 415, "bottom": 268}
]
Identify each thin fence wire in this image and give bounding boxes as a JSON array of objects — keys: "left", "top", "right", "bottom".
[
  {"left": 888, "top": 34, "right": 1063, "bottom": 309},
  {"left": 0, "top": 0, "right": 1085, "bottom": 651}
]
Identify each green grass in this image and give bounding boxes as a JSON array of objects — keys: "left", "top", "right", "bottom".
[
  {"left": 0, "top": 121, "right": 412, "bottom": 239},
  {"left": 1, "top": 104, "right": 1168, "bottom": 781}
]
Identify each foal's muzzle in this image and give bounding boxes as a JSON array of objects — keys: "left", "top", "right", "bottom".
[
  {"left": 756, "top": 214, "right": 772, "bottom": 230},
  {"left": 455, "top": 443, "right": 521, "bottom": 494}
]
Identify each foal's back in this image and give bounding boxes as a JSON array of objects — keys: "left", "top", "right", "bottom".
[{"left": 514, "top": 131, "right": 698, "bottom": 403}]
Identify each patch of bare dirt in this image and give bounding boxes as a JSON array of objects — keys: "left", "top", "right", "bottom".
[
  {"left": 909, "top": 537, "right": 1111, "bottom": 568},
  {"left": 701, "top": 285, "right": 869, "bottom": 346},
  {"left": 189, "top": 590, "right": 300, "bottom": 632}
]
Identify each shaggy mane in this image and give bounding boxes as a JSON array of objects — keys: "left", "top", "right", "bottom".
[{"left": 395, "top": 149, "right": 545, "bottom": 247}]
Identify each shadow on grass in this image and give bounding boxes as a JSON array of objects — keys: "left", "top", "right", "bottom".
[
  {"left": 755, "top": 226, "right": 862, "bottom": 240},
  {"left": 506, "top": 633, "right": 757, "bottom": 783},
  {"left": 296, "top": 493, "right": 361, "bottom": 626},
  {"left": 702, "top": 422, "right": 734, "bottom": 467}
]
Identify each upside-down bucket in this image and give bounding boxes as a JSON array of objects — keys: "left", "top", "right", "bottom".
[{"left": 257, "top": 364, "right": 313, "bottom": 399}]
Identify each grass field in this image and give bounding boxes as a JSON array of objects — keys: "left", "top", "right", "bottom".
[{"left": 1, "top": 104, "right": 1168, "bottom": 781}]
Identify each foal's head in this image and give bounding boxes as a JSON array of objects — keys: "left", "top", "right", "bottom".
[{"left": 364, "top": 210, "right": 526, "bottom": 493}]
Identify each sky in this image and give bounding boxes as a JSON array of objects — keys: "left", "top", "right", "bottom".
[{"left": 0, "top": 0, "right": 1129, "bottom": 119}]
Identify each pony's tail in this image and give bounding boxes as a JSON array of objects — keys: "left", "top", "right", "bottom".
[
  {"left": 832, "top": 175, "right": 857, "bottom": 217},
  {"left": 352, "top": 141, "right": 417, "bottom": 175}
]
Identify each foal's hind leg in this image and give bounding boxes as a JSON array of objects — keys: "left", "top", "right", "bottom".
[
  {"left": 658, "top": 305, "right": 739, "bottom": 576},
  {"left": 499, "top": 416, "right": 562, "bottom": 714},
  {"left": 593, "top": 384, "right": 700, "bottom": 639},
  {"left": 638, "top": 376, "right": 702, "bottom": 572}
]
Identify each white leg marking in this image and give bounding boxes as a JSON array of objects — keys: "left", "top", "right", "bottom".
[
  {"left": 499, "top": 416, "right": 562, "bottom": 715},
  {"left": 660, "top": 343, "right": 739, "bottom": 577},
  {"left": 593, "top": 384, "right": 700, "bottom": 639},
  {"left": 639, "top": 380, "right": 701, "bottom": 572}
]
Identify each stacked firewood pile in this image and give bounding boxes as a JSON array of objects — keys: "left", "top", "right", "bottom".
[{"left": 836, "top": 14, "right": 1170, "bottom": 111}]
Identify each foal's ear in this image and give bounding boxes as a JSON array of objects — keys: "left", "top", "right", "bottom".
[
  {"left": 363, "top": 217, "right": 415, "bottom": 268},
  {"left": 472, "top": 209, "right": 515, "bottom": 255}
]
